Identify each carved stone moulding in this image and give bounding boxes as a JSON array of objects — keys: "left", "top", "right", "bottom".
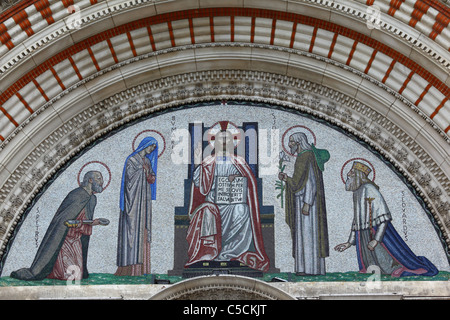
[
  {"left": 0, "top": 69, "right": 448, "bottom": 264},
  {"left": 150, "top": 275, "right": 296, "bottom": 300}
]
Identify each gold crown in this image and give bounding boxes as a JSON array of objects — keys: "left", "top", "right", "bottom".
[{"left": 352, "top": 161, "right": 371, "bottom": 176}]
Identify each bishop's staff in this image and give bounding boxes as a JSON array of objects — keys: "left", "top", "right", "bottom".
[{"left": 366, "top": 197, "right": 375, "bottom": 241}]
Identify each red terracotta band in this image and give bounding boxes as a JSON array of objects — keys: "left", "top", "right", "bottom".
[{"left": 0, "top": 7, "right": 448, "bottom": 128}]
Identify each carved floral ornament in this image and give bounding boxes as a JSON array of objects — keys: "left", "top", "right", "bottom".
[{"left": 0, "top": 67, "right": 449, "bottom": 262}]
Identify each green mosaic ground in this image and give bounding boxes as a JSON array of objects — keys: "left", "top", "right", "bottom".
[{"left": 0, "top": 271, "right": 449, "bottom": 287}]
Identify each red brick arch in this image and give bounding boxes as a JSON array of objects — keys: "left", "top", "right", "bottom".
[{"left": 0, "top": 6, "right": 449, "bottom": 143}]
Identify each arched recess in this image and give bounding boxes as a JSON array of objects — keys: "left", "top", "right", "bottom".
[
  {"left": 0, "top": 0, "right": 449, "bottom": 270},
  {"left": 150, "top": 274, "right": 297, "bottom": 300}
]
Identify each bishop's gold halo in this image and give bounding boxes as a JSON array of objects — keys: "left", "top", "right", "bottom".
[
  {"left": 132, "top": 129, "right": 166, "bottom": 157},
  {"left": 341, "top": 158, "right": 376, "bottom": 184},
  {"left": 77, "top": 161, "right": 112, "bottom": 191},
  {"left": 282, "top": 125, "right": 317, "bottom": 157}
]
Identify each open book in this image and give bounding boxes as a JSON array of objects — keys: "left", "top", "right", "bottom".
[{"left": 215, "top": 176, "right": 248, "bottom": 205}]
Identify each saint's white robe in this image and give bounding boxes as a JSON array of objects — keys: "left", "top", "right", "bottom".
[{"left": 293, "top": 162, "right": 326, "bottom": 275}]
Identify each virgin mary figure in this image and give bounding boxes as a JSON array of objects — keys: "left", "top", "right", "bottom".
[{"left": 115, "top": 136, "right": 158, "bottom": 276}]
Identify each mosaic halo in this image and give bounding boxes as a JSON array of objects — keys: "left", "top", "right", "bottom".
[
  {"left": 77, "top": 161, "right": 112, "bottom": 191},
  {"left": 340, "top": 157, "right": 376, "bottom": 184},
  {"left": 132, "top": 129, "right": 166, "bottom": 158},
  {"left": 282, "top": 125, "right": 317, "bottom": 157},
  {"left": 207, "top": 121, "right": 242, "bottom": 149}
]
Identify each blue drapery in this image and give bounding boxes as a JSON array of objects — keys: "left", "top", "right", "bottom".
[{"left": 356, "top": 222, "right": 438, "bottom": 277}]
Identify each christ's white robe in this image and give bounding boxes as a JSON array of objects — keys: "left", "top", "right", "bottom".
[{"left": 193, "top": 157, "right": 255, "bottom": 261}]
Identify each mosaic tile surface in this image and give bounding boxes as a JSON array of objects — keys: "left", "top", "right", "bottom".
[{"left": 1, "top": 102, "right": 448, "bottom": 285}]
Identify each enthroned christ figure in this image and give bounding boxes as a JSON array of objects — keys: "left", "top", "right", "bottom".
[{"left": 185, "top": 129, "right": 269, "bottom": 272}]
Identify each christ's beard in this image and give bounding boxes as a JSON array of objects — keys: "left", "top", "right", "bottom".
[
  {"left": 92, "top": 182, "right": 104, "bottom": 193},
  {"left": 345, "top": 175, "right": 361, "bottom": 191}
]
